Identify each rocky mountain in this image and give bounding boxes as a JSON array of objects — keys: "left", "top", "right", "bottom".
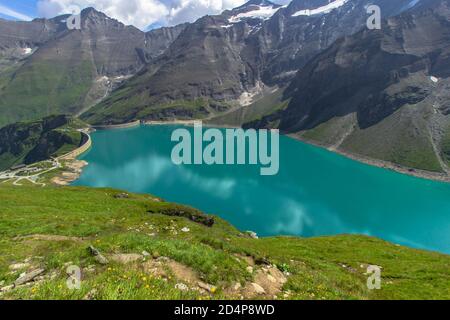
[
  {"left": 245, "top": 0, "right": 450, "bottom": 172},
  {"left": 2, "top": 0, "right": 448, "bottom": 174},
  {"left": 0, "top": 8, "right": 186, "bottom": 127},
  {"left": 257, "top": 0, "right": 416, "bottom": 85},
  {"left": 82, "top": 0, "right": 417, "bottom": 125},
  {"left": 81, "top": 0, "right": 282, "bottom": 124}
]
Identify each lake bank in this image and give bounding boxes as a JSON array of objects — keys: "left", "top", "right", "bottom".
[
  {"left": 72, "top": 124, "right": 450, "bottom": 255},
  {"left": 285, "top": 133, "right": 450, "bottom": 184},
  {"left": 139, "top": 119, "right": 450, "bottom": 183}
]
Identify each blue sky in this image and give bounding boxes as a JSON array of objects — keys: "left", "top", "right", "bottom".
[
  {"left": 0, "top": 0, "right": 289, "bottom": 29},
  {"left": 0, "top": 0, "right": 37, "bottom": 20}
]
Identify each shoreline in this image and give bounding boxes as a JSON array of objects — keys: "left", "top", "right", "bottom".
[
  {"left": 91, "top": 120, "right": 141, "bottom": 130},
  {"left": 286, "top": 133, "right": 450, "bottom": 184},
  {"left": 143, "top": 119, "right": 205, "bottom": 126},
  {"left": 52, "top": 130, "right": 92, "bottom": 186},
  {"left": 86, "top": 119, "right": 450, "bottom": 184}
]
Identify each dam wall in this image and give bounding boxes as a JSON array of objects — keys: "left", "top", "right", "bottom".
[
  {"left": 59, "top": 132, "right": 92, "bottom": 160},
  {"left": 92, "top": 120, "right": 141, "bottom": 130}
]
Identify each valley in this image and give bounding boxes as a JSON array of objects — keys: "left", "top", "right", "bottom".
[
  {"left": 0, "top": 0, "right": 450, "bottom": 302},
  {"left": 1, "top": 0, "right": 449, "bottom": 176}
]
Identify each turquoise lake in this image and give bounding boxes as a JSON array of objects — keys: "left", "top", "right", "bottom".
[{"left": 73, "top": 125, "right": 450, "bottom": 254}]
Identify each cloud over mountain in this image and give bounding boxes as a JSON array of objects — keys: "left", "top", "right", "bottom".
[{"left": 35, "top": 0, "right": 267, "bottom": 29}]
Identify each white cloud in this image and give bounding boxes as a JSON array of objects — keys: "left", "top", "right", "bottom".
[
  {"left": 0, "top": 4, "right": 33, "bottom": 21},
  {"left": 37, "top": 0, "right": 169, "bottom": 29},
  {"left": 166, "top": 0, "right": 246, "bottom": 26},
  {"left": 36, "top": 0, "right": 282, "bottom": 30}
]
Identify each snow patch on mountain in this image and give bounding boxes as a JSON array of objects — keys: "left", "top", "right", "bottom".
[
  {"left": 229, "top": 4, "right": 282, "bottom": 23},
  {"left": 292, "top": 0, "right": 349, "bottom": 17},
  {"left": 21, "top": 48, "right": 33, "bottom": 55}
]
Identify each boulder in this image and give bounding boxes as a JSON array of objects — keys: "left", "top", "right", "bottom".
[
  {"left": 88, "top": 246, "right": 109, "bottom": 265},
  {"left": 14, "top": 268, "right": 45, "bottom": 286}
]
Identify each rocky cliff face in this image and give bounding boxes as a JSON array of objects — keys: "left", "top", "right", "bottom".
[
  {"left": 255, "top": 0, "right": 415, "bottom": 85},
  {"left": 0, "top": 8, "right": 186, "bottom": 127},
  {"left": 2, "top": 0, "right": 448, "bottom": 174},
  {"left": 82, "top": 1, "right": 283, "bottom": 124},
  {"left": 84, "top": 0, "right": 417, "bottom": 124},
  {"left": 247, "top": 0, "right": 450, "bottom": 172}
]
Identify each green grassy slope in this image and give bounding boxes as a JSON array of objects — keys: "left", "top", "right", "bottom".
[
  {"left": 339, "top": 106, "right": 443, "bottom": 172},
  {"left": 80, "top": 64, "right": 235, "bottom": 126},
  {"left": 0, "top": 184, "right": 448, "bottom": 300},
  {"left": 441, "top": 124, "right": 450, "bottom": 166},
  {"left": 82, "top": 89, "right": 223, "bottom": 125},
  {"left": 0, "top": 59, "right": 94, "bottom": 127},
  {"left": 0, "top": 115, "right": 86, "bottom": 171},
  {"left": 207, "top": 88, "right": 290, "bottom": 128}
]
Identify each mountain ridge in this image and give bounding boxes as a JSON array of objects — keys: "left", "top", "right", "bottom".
[
  {"left": 1, "top": 0, "right": 448, "bottom": 175},
  {"left": 0, "top": 7, "right": 187, "bottom": 127},
  {"left": 81, "top": 0, "right": 418, "bottom": 125},
  {"left": 243, "top": 0, "right": 450, "bottom": 173}
]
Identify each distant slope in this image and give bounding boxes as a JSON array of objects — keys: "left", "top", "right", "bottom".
[
  {"left": 82, "top": 0, "right": 416, "bottom": 125},
  {"left": 0, "top": 8, "right": 186, "bottom": 127},
  {"left": 207, "top": 87, "right": 290, "bottom": 127},
  {"left": 246, "top": 0, "right": 450, "bottom": 173},
  {"left": 0, "top": 115, "right": 86, "bottom": 171}
]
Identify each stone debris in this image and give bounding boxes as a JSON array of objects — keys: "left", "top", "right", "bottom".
[
  {"left": 251, "top": 283, "right": 266, "bottom": 295},
  {"left": 246, "top": 231, "right": 259, "bottom": 239},
  {"left": 233, "top": 265, "right": 288, "bottom": 299},
  {"left": 198, "top": 281, "right": 216, "bottom": 293},
  {"left": 83, "top": 289, "right": 98, "bottom": 300},
  {"left": 9, "top": 262, "right": 31, "bottom": 271},
  {"left": 0, "top": 285, "right": 14, "bottom": 292},
  {"left": 84, "top": 265, "right": 96, "bottom": 273},
  {"left": 14, "top": 268, "right": 45, "bottom": 286},
  {"left": 181, "top": 227, "right": 190, "bottom": 233},
  {"left": 267, "top": 274, "right": 277, "bottom": 283},
  {"left": 175, "top": 283, "right": 189, "bottom": 291},
  {"left": 88, "top": 246, "right": 109, "bottom": 265},
  {"left": 110, "top": 253, "right": 143, "bottom": 264},
  {"left": 114, "top": 193, "right": 129, "bottom": 199}
]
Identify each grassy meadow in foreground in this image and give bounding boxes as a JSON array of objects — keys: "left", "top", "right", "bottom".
[{"left": 0, "top": 184, "right": 449, "bottom": 300}]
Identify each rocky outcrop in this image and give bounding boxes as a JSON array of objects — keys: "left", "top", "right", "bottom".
[
  {"left": 83, "top": 0, "right": 417, "bottom": 124},
  {"left": 247, "top": 0, "right": 450, "bottom": 172},
  {"left": 0, "top": 115, "right": 83, "bottom": 171},
  {"left": 0, "top": 8, "right": 186, "bottom": 127}
]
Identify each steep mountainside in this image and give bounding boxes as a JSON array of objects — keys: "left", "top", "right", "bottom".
[
  {"left": 82, "top": 0, "right": 416, "bottom": 125},
  {"left": 257, "top": 0, "right": 415, "bottom": 85},
  {"left": 0, "top": 8, "right": 186, "bottom": 127},
  {"left": 246, "top": 0, "right": 450, "bottom": 173},
  {"left": 0, "top": 16, "right": 60, "bottom": 72},
  {"left": 0, "top": 115, "right": 85, "bottom": 171},
  {"left": 81, "top": 1, "right": 282, "bottom": 125}
]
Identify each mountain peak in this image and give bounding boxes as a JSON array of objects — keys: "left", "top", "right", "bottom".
[
  {"left": 226, "top": 0, "right": 283, "bottom": 23},
  {"left": 237, "top": 0, "right": 279, "bottom": 8},
  {"left": 81, "top": 7, "right": 109, "bottom": 19}
]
